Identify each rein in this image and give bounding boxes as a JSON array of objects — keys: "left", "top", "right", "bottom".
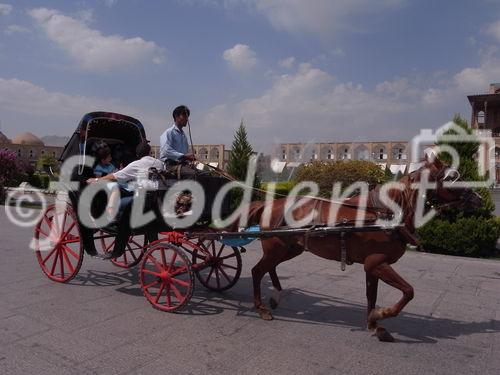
[{"left": 198, "top": 161, "right": 387, "bottom": 213}]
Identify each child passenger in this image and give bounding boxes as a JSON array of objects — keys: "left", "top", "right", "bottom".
[
  {"left": 93, "top": 143, "right": 120, "bottom": 218},
  {"left": 94, "top": 144, "right": 117, "bottom": 177}
]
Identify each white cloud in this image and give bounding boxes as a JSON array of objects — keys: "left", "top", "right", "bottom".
[
  {"left": 184, "top": 1, "right": 405, "bottom": 39},
  {"left": 4, "top": 25, "right": 30, "bottom": 35},
  {"left": 201, "top": 63, "right": 420, "bottom": 149},
  {"left": 0, "top": 3, "right": 12, "bottom": 15},
  {"left": 0, "top": 77, "right": 128, "bottom": 117},
  {"left": 0, "top": 77, "right": 166, "bottom": 141},
  {"left": 375, "top": 78, "right": 422, "bottom": 98},
  {"left": 421, "top": 88, "right": 445, "bottom": 106},
  {"left": 103, "top": 0, "right": 118, "bottom": 7},
  {"left": 222, "top": 43, "right": 257, "bottom": 72},
  {"left": 247, "top": 0, "right": 405, "bottom": 37},
  {"left": 486, "top": 20, "right": 500, "bottom": 42},
  {"left": 28, "top": 8, "right": 165, "bottom": 72},
  {"left": 454, "top": 56, "right": 500, "bottom": 93},
  {"left": 279, "top": 56, "right": 295, "bottom": 69}
]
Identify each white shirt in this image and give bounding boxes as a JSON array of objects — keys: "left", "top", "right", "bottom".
[{"left": 113, "top": 156, "right": 164, "bottom": 183}]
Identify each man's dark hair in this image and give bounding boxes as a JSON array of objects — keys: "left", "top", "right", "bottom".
[
  {"left": 172, "top": 105, "right": 190, "bottom": 120},
  {"left": 136, "top": 141, "right": 151, "bottom": 158}
]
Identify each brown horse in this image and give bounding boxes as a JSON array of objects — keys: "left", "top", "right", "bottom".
[{"left": 241, "top": 157, "right": 481, "bottom": 342}]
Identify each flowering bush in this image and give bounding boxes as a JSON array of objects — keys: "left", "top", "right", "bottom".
[{"left": 0, "top": 150, "right": 23, "bottom": 186}]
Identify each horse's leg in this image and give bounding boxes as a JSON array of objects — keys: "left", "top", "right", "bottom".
[
  {"left": 252, "top": 239, "right": 289, "bottom": 320},
  {"left": 268, "top": 268, "right": 282, "bottom": 310},
  {"left": 365, "top": 272, "right": 379, "bottom": 330},
  {"left": 268, "top": 247, "right": 304, "bottom": 309},
  {"left": 367, "top": 262, "right": 414, "bottom": 342},
  {"left": 251, "top": 256, "right": 275, "bottom": 320}
]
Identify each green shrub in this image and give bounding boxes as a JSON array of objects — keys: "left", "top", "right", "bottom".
[
  {"left": 260, "top": 181, "right": 296, "bottom": 198},
  {"left": 417, "top": 215, "right": 500, "bottom": 257},
  {"left": 27, "top": 173, "right": 50, "bottom": 189},
  {"left": 28, "top": 174, "right": 40, "bottom": 188},
  {"left": 36, "top": 154, "right": 59, "bottom": 173},
  {"left": 417, "top": 114, "right": 500, "bottom": 258},
  {"left": 40, "top": 174, "right": 50, "bottom": 189},
  {"left": 294, "top": 160, "right": 388, "bottom": 197}
]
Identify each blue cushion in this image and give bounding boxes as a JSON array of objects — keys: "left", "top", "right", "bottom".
[{"left": 219, "top": 225, "right": 260, "bottom": 247}]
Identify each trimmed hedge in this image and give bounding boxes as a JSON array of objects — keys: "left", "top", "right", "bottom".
[
  {"left": 417, "top": 215, "right": 500, "bottom": 258},
  {"left": 7, "top": 173, "right": 50, "bottom": 189}
]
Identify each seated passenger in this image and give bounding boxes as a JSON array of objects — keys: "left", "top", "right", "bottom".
[
  {"left": 87, "top": 141, "right": 164, "bottom": 260},
  {"left": 93, "top": 143, "right": 117, "bottom": 177}
]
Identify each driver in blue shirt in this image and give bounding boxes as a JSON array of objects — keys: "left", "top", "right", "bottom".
[{"left": 160, "top": 105, "right": 196, "bottom": 165}]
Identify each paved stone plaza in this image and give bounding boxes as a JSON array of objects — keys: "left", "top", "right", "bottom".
[{"left": 0, "top": 209, "right": 499, "bottom": 375}]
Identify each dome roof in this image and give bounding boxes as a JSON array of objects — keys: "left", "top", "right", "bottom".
[
  {"left": 12, "top": 132, "right": 44, "bottom": 146},
  {"left": 0, "top": 131, "right": 10, "bottom": 144}
]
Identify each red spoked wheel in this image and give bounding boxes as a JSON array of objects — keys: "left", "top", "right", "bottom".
[
  {"left": 140, "top": 241, "right": 194, "bottom": 312},
  {"left": 97, "top": 231, "right": 146, "bottom": 268},
  {"left": 34, "top": 204, "right": 83, "bottom": 283},
  {"left": 190, "top": 239, "right": 242, "bottom": 292}
]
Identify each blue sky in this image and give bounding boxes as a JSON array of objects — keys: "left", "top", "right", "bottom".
[{"left": 1, "top": 0, "right": 500, "bottom": 151}]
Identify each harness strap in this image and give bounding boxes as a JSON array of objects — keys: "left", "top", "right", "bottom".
[{"left": 340, "top": 231, "right": 347, "bottom": 271}]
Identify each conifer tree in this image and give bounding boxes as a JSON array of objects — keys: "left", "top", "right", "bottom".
[
  {"left": 227, "top": 120, "right": 254, "bottom": 181},
  {"left": 226, "top": 120, "right": 261, "bottom": 208}
]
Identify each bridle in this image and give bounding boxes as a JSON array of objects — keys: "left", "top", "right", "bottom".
[{"left": 412, "top": 164, "right": 474, "bottom": 213}]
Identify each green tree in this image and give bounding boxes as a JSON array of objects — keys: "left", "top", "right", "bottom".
[
  {"left": 36, "top": 154, "right": 59, "bottom": 173},
  {"left": 227, "top": 120, "right": 254, "bottom": 180},
  {"left": 417, "top": 114, "right": 499, "bottom": 257},
  {"left": 226, "top": 120, "right": 261, "bottom": 207},
  {"left": 437, "top": 114, "right": 494, "bottom": 216}
]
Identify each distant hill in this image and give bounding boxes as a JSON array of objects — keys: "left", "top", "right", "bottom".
[{"left": 41, "top": 135, "right": 70, "bottom": 147}]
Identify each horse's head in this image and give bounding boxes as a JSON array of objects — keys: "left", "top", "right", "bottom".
[{"left": 411, "top": 156, "right": 482, "bottom": 213}]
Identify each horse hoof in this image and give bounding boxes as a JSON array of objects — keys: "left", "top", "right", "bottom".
[
  {"left": 259, "top": 309, "right": 274, "bottom": 321},
  {"left": 375, "top": 327, "right": 395, "bottom": 342},
  {"left": 368, "top": 307, "right": 390, "bottom": 322},
  {"left": 367, "top": 321, "right": 377, "bottom": 331},
  {"left": 269, "top": 297, "right": 278, "bottom": 310}
]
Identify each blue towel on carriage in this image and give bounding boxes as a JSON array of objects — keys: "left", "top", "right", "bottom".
[{"left": 219, "top": 225, "right": 260, "bottom": 247}]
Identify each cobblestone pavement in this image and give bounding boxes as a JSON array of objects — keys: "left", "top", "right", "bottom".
[{"left": 0, "top": 209, "right": 499, "bottom": 375}]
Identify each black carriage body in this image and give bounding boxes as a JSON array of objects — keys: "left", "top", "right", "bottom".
[
  {"left": 60, "top": 111, "right": 232, "bottom": 232},
  {"left": 59, "top": 112, "right": 147, "bottom": 228},
  {"left": 196, "top": 175, "right": 232, "bottom": 220},
  {"left": 60, "top": 111, "right": 146, "bottom": 164}
]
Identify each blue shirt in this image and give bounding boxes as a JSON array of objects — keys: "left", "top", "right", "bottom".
[
  {"left": 94, "top": 163, "right": 116, "bottom": 177},
  {"left": 160, "top": 124, "right": 189, "bottom": 161}
]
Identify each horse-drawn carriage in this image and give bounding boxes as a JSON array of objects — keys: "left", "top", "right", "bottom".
[
  {"left": 33, "top": 112, "right": 244, "bottom": 311},
  {"left": 33, "top": 111, "right": 482, "bottom": 341}
]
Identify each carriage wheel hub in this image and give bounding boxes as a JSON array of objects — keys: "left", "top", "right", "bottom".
[
  {"left": 212, "top": 258, "right": 222, "bottom": 267},
  {"left": 159, "top": 271, "right": 171, "bottom": 281}
]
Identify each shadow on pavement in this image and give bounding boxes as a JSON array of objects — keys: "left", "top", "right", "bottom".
[{"left": 68, "top": 270, "right": 500, "bottom": 344}]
